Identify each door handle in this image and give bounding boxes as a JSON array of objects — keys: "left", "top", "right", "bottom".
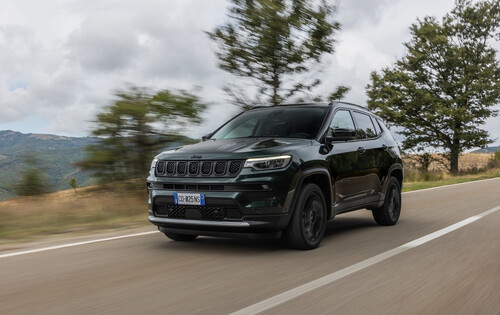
[{"left": 357, "top": 147, "right": 366, "bottom": 154}]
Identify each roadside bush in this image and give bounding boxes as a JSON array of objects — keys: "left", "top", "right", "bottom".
[
  {"left": 487, "top": 151, "right": 500, "bottom": 169},
  {"left": 404, "top": 169, "right": 444, "bottom": 182}
]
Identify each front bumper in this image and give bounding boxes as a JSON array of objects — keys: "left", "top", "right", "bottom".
[
  {"left": 146, "top": 163, "right": 299, "bottom": 236},
  {"left": 147, "top": 192, "right": 291, "bottom": 235},
  {"left": 149, "top": 213, "right": 289, "bottom": 237}
]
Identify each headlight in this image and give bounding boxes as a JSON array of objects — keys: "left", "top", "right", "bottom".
[
  {"left": 244, "top": 155, "right": 292, "bottom": 170},
  {"left": 151, "top": 158, "right": 159, "bottom": 168},
  {"left": 150, "top": 159, "right": 159, "bottom": 176}
]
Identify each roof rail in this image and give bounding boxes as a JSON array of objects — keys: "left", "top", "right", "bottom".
[
  {"left": 249, "top": 102, "right": 329, "bottom": 109},
  {"left": 329, "top": 101, "right": 368, "bottom": 110}
]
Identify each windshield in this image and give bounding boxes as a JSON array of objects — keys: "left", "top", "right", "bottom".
[{"left": 211, "top": 106, "right": 328, "bottom": 140}]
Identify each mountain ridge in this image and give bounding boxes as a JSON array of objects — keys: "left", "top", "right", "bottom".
[
  {"left": 474, "top": 145, "right": 500, "bottom": 153},
  {"left": 0, "top": 130, "right": 97, "bottom": 201}
]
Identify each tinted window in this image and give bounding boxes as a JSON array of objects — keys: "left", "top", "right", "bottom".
[
  {"left": 372, "top": 117, "right": 382, "bottom": 135},
  {"left": 211, "top": 107, "right": 328, "bottom": 140},
  {"left": 330, "top": 110, "right": 355, "bottom": 130},
  {"left": 352, "top": 112, "right": 377, "bottom": 139},
  {"left": 377, "top": 119, "right": 395, "bottom": 137}
]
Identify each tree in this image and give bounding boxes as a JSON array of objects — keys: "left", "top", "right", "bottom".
[
  {"left": 14, "top": 155, "right": 51, "bottom": 196},
  {"left": 207, "top": 0, "right": 348, "bottom": 108},
  {"left": 366, "top": 0, "right": 500, "bottom": 173},
  {"left": 68, "top": 177, "right": 78, "bottom": 192},
  {"left": 80, "top": 87, "right": 206, "bottom": 184}
]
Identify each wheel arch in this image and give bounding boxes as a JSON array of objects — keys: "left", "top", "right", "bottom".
[
  {"left": 288, "top": 168, "right": 333, "bottom": 220},
  {"left": 390, "top": 167, "right": 403, "bottom": 189},
  {"left": 379, "top": 163, "right": 404, "bottom": 207}
]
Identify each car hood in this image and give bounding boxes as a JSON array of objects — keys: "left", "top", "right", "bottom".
[{"left": 156, "top": 138, "right": 313, "bottom": 160}]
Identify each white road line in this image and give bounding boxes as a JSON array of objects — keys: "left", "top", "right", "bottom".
[
  {"left": 402, "top": 176, "right": 500, "bottom": 195},
  {"left": 0, "top": 231, "right": 157, "bottom": 259},
  {"left": 230, "top": 204, "right": 500, "bottom": 315}
]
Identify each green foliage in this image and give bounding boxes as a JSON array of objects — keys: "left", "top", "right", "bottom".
[
  {"left": 80, "top": 87, "right": 205, "bottom": 184},
  {"left": 13, "top": 155, "right": 51, "bottom": 196},
  {"left": 367, "top": 0, "right": 500, "bottom": 173},
  {"left": 406, "top": 152, "right": 439, "bottom": 173},
  {"left": 68, "top": 177, "right": 78, "bottom": 192},
  {"left": 208, "top": 0, "right": 348, "bottom": 107},
  {"left": 488, "top": 150, "right": 500, "bottom": 168}
]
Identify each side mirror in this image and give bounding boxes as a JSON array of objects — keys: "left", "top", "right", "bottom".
[
  {"left": 326, "top": 128, "right": 355, "bottom": 143},
  {"left": 201, "top": 133, "right": 212, "bottom": 141}
]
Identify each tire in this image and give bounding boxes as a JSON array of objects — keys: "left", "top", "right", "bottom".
[
  {"left": 372, "top": 177, "right": 401, "bottom": 226},
  {"left": 164, "top": 232, "right": 198, "bottom": 241},
  {"left": 284, "top": 183, "right": 327, "bottom": 250}
]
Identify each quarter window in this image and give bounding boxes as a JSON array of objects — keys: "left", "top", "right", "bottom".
[{"left": 372, "top": 117, "right": 382, "bottom": 135}]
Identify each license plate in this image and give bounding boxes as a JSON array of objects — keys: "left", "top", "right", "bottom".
[{"left": 174, "top": 193, "right": 205, "bottom": 205}]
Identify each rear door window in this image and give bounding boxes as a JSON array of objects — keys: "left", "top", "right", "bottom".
[{"left": 352, "top": 112, "right": 377, "bottom": 139}]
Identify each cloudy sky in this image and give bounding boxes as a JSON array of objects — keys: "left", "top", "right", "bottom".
[{"left": 1, "top": 0, "right": 499, "bottom": 145}]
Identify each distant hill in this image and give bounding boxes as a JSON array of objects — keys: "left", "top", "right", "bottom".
[
  {"left": 0, "top": 130, "right": 97, "bottom": 201},
  {"left": 474, "top": 146, "right": 500, "bottom": 153},
  {"left": 0, "top": 130, "right": 196, "bottom": 201}
]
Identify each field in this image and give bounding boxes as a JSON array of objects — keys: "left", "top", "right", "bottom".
[
  {"left": 0, "top": 186, "right": 147, "bottom": 243},
  {"left": 403, "top": 152, "right": 495, "bottom": 173},
  {"left": 403, "top": 152, "right": 500, "bottom": 191}
]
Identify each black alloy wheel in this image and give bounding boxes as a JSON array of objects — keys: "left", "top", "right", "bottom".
[
  {"left": 284, "top": 183, "right": 327, "bottom": 250},
  {"left": 372, "top": 176, "right": 401, "bottom": 226}
]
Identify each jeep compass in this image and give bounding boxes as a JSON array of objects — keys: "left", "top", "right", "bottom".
[{"left": 147, "top": 101, "right": 403, "bottom": 249}]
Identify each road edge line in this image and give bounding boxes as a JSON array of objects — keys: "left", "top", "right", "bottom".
[
  {"left": 0, "top": 231, "right": 157, "bottom": 259},
  {"left": 402, "top": 176, "right": 500, "bottom": 195}
]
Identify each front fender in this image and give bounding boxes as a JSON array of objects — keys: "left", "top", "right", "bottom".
[{"left": 283, "top": 167, "right": 333, "bottom": 219}]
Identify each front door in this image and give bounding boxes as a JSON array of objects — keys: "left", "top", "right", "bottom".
[{"left": 327, "top": 109, "right": 366, "bottom": 212}]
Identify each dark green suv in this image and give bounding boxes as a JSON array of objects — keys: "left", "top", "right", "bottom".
[{"left": 147, "top": 102, "right": 403, "bottom": 249}]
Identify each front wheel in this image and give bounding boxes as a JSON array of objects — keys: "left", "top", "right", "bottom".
[
  {"left": 284, "top": 183, "right": 327, "bottom": 250},
  {"left": 164, "top": 232, "right": 198, "bottom": 241},
  {"left": 372, "top": 177, "right": 401, "bottom": 225}
]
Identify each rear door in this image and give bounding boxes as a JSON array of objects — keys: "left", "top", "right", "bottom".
[{"left": 350, "top": 111, "right": 384, "bottom": 205}]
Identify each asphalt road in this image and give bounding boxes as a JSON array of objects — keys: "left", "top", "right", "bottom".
[{"left": 1, "top": 178, "right": 500, "bottom": 314}]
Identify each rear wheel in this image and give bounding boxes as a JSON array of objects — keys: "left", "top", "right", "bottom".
[
  {"left": 164, "top": 232, "right": 198, "bottom": 241},
  {"left": 284, "top": 183, "right": 327, "bottom": 250},
  {"left": 372, "top": 177, "right": 401, "bottom": 225}
]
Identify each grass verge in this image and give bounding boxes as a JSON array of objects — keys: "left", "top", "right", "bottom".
[
  {"left": 403, "top": 169, "right": 500, "bottom": 192},
  {"left": 0, "top": 187, "right": 148, "bottom": 243}
]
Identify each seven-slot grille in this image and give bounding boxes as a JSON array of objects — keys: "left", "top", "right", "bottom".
[{"left": 156, "top": 160, "right": 243, "bottom": 177}]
